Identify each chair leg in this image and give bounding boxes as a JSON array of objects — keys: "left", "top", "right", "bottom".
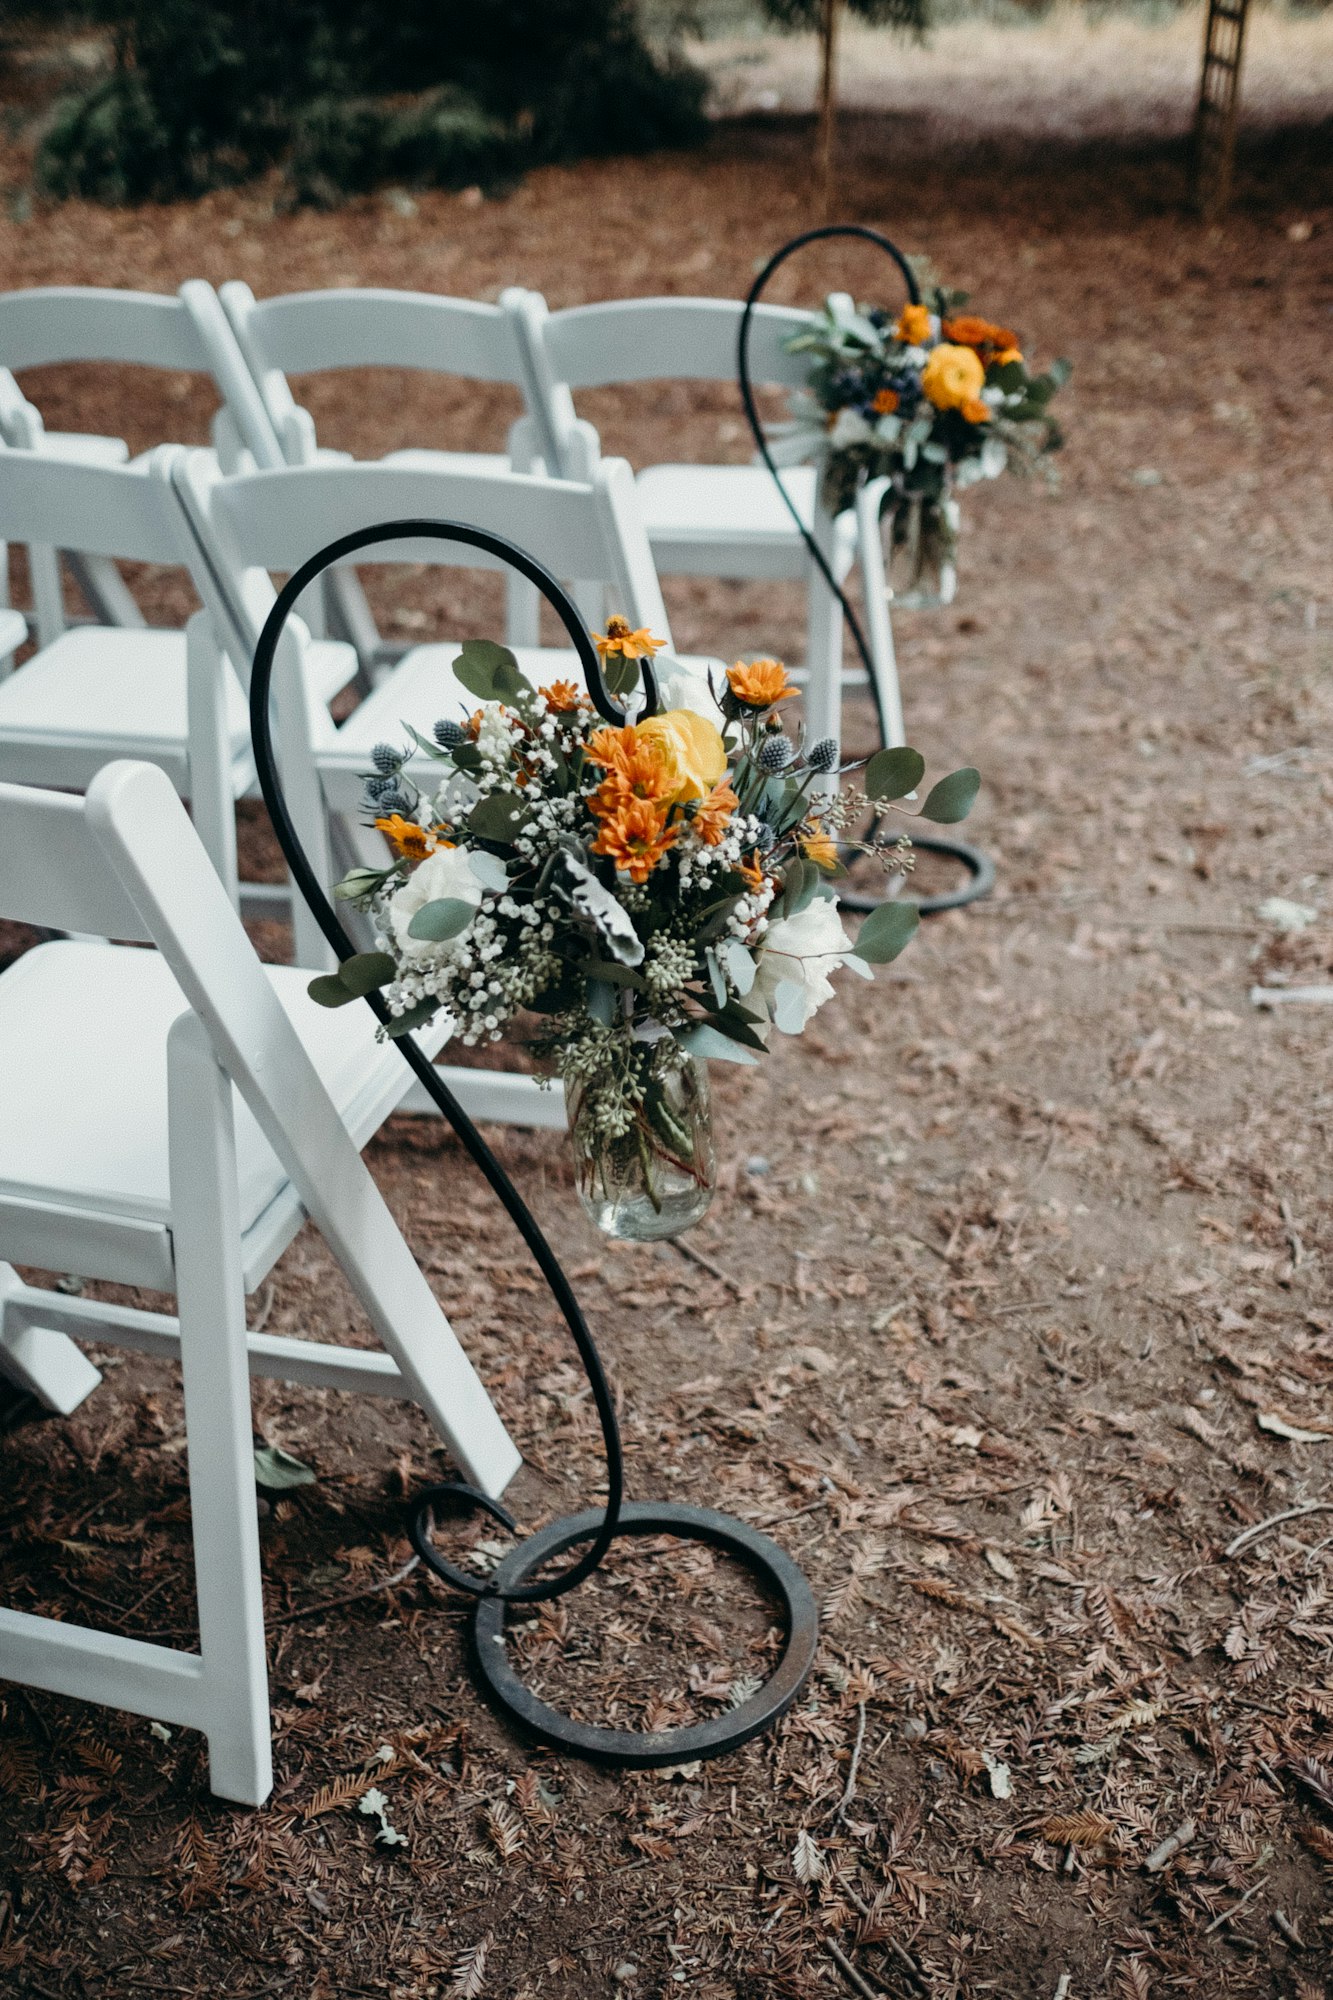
[
  {"left": 804, "top": 510, "right": 845, "bottom": 760},
  {"left": 0, "top": 1263, "right": 102, "bottom": 1415},
  {"left": 167, "top": 1013, "right": 272, "bottom": 1806},
  {"left": 185, "top": 612, "right": 240, "bottom": 908}
]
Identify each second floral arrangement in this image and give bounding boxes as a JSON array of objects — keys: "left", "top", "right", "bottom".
[{"left": 312, "top": 623, "right": 978, "bottom": 1240}]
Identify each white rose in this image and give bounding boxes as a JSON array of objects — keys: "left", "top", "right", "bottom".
[
  {"left": 752, "top": 894, "right": 854, "bottom": 1035},
  {"left": 386, "top": 844, "right": 487, "bottom": 963},
  {"left": 828, "top": 408, "right": 874, "bottom": 451}
]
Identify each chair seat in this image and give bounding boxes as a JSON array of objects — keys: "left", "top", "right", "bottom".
[
  {"left": 0, "top": 627, "right": 357, "bottom": 789},
  {"left": 636, "top": 462, "right": 854, "bottom": 580},
  {"left": 0, "top": 940, "right": 442, "bottom": 1287}
]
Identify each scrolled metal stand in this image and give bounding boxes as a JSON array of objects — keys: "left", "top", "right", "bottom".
[
  {"left": 249, "top": 521, "right": 817, "bottom": 1766},
  {"left": 738, "top": 224, "right": 995, "bottom": 915}
]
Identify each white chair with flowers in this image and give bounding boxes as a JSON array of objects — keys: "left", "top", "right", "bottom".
[{"left": 0, "top": 759, "right": 519, "bottom": 1801}]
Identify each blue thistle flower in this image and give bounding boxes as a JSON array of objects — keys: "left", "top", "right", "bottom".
[
  {"left": 756, "top": 733, "right": 793, "bottom": 773},
  {"left": 434, "top": 718, "right": 466, "bottom": 749},
  {"left": 371, "top": 742, "right": 402, "bottom": 775},
  {"left": 806, "top": 736, "right": 838, "bottom": 773}
]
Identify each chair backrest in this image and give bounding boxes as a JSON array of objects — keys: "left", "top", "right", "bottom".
[
  {"left": 172, "top": 451, "right": 672, "bottom": 677},
  {"left": 0, "top": 283, "right": 282, "bottom": 470},
  {"left": 516, "top": 293, "right": 818, "bottom": 476},
  {"left": 0, "top": 442, "right": 194, "bottom": 574},
  {"left": 0, "top": 774, "right": 150, "bottom": 942},
  {"left": 219, "top": 282, "right": 556, "bottom": 469}
]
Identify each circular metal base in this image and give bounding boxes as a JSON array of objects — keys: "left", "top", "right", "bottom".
[
  {"left": 471, "top": 1501, "right": 819, "bottom": 1767},
  {"left": 838, "top": 832, "right": 996, "bottom": 917}
]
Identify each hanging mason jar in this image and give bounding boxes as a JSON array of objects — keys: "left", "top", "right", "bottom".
[
  {"left": 886, "top": 493, "right": 959, "bottom": 611},
  {"left": 566, "top": 1052, "right": 716, "bottom": 1243}
]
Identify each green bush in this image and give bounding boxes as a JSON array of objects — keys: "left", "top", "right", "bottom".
[{"left": 33, "top": 0, "right": 708, "bottom": 205}]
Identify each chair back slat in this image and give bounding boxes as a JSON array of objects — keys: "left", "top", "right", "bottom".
[
  {"left": 0, "top": 446, "right": 191, "bottom": 567},
  {"left": 537, "top": 297, "right": 816, "bottom": 391},
  {"left": 0, "top": 780, "right": 150, "bottom": 939},
  {"left": 173, "top": 453, "right": 670, "bottom": 646},
  {"left": 0, "top": 288, "right": 208, "bottom": 373},
  {"left": 231, "top": 289, "right": 528, "bottom": 383}
]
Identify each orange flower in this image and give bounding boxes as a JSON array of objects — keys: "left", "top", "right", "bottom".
[
  {"left": 727, "top": 659, "right": 797, "bottom": 709},
  {"left": 594, "top": 614, "right": 667, "bottom": 662},
  {"left": 800, "top": 820, "right": 838, "bottom": 870},
  {"left": 691, "top": 780, "right": 739, "bottom": 846},
  {"left": 589, "top": 740, "right": 677, "bottom": 819},
  {"left": 994, "top": 346, "right": 1024, "bottom": 367},
  {"left": 590, "top": 798, "right": 677, "bottom": 884},
  {"left": 543, "top": 680, "right": 584, "bottom": 711},
  {"left": 943, "top": 315, "right": 1021, "bottom": 365},
  {"left": 375, "top": 814, "right": 441, "bottom": 861},
  {"left": 739, "top": 850, "right": 766, "bottom": 891},
  {"left": 960, "top": 396, "right": 991, "bottom": 425},
  {"left": 896, "top": 303, "right": 932, "bottom": 347},
  {"left": 872, "top": 387, "right": 900, "bottom": 415},
  {"left": 585, "top": 724, "right": 642, "bottom": 772}
]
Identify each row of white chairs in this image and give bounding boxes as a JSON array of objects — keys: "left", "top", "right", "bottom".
[
  {"left": 0, "top": 279, "right": 906, "bottom": 746},
  {"left": 0, "top": 281, "right": 912, "bottom": 1798}
]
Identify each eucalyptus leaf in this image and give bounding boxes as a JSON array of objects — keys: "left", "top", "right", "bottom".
[
  {"left": 452, "top": 638, "right": 527, "bottom": 704},
  {"left": 705, "top": 946, "right": 728, "bottom": 1010},
  {"left": 718, "top": 937, "right": 756, "bottom": 997},
  {"left": 406, "top": 897, "right": 476, "bottom": 943},
  {"left": 253, "top": 1444, "right": 316, "bottom": 1491},
  {"left": 307, "top": 972, "right": 360, "bottom": 1008},
  {"left": 772, "top": 978, "right": 809, "bottom": 1036},
  {"left": 919, "top": 767, "right": 980, "bottom": 824},
  {"left": 467, "top": 790, "right": 531, "bottom": 843},
  {"left": 604, "top": 655, "right": 641, "bottom": 701},
  {"left": 338, "top": 950, "right": 396, "bottom": 996},
  {"left": 675, "top": 1022, "right": 760, "bottom": 1066},
  {"left": 402, "top": 723, "right": 453, "bottom": 762},
  {"left": 383, "top": 996, "right": 440, "bottom": 1039},
  {"left": 864, "top": 746, "right": 925, "bottom": 801},
  {"left": 468, "top": 850, "right": 510, "bottom": 893},
  {"left": 854, "top": 900, "right": 920, "bottom": 965}
]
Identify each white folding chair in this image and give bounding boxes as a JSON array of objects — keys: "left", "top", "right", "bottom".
[
  {"left": 514, "top": 293, "right": 906, "bottom": 756},
  {"left": 173, "top": 450, "right": 712, "bottom": 1121},
  {"left": 0, "top": 444, "right": 358, "bottom": 914},
  {"left": 0, "top": 760, "right": 519, "bottom": 1802},
  {"left": 218, "top": 284, "right": 556, "bottom": 663},
  {"left": 0, "top": 283, "right": 282, "bottom": 648}
]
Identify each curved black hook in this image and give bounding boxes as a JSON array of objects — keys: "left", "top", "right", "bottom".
[
  {"left": 737, "top": 223, "right": 918, "bottom": 740},
  {"left": 249, "top": 517, "right": 657, "bottom": 1603}
]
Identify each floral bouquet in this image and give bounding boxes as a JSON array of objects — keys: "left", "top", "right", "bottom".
[
  {"left": 311, "top": 621, "right": 978, "bottom": 1241},
  {"left": 772, "top": 274, "right": 1069, "bottom": 602}
]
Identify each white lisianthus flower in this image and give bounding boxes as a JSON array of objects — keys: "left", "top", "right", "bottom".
[
  {"left": 752, "top": 894, "right": 854, "bottom": 1036},
  {"left": 387, "top": 844, "right": 488, "bottom": 963}
]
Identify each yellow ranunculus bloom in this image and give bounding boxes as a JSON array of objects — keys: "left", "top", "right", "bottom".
[
  {"left": 920, "top": 342, "right": 986, "bottom": 412},
  {"left": 636, "top": 708, "right": 728, "bottom": 803}
]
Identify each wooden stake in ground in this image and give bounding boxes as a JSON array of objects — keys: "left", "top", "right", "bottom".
[
  {"left": 1192, "top": 0, "right": 1251, "bottom": 219},
  {"left": 818, "top": 0, "right": 842, "bottom": 217}
]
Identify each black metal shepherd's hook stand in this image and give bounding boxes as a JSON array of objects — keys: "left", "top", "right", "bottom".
[
  {"left": 249, "top": 521, "right": 817, "bottom": 1767},
  {"left": 739, "top": 223, "right": 995, "bottom": 915}
]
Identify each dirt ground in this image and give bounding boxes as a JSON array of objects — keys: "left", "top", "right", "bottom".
[{"left": 1, "top": 22, "right": 1333, "bottom": 2000}]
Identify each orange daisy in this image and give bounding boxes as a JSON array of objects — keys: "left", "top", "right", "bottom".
[
  {"left": 543, "top": 680, "right": 584, "bottom": 711},
  {"left": 872, "top": 387, "right": 900, "bottom": 415},
  {"left": 585, "top": 724, "right": 642, "bottom": 773},
  {"left": 594, "top": 614, "right": 667, "bottom": 662},
  {"left": 960, "top": 396, "right": 991, "bottom": 425},
  {"left": 691, "top": 781, "right": 739, "bottom": 846},
  {"left": 590, "top": 798, "right": 677, "bottom": 884},
  {"left": 727, "top": 659, "right": 797, "bottom": 710},
  {"left": 375, "top": 814, "right": 441, "bottom": 861},
  {"left": 739, "top": 850, "right": 766, "bottom": 891},
  {"left": 589, "top": 740, "right": 677, "bottom": 818},
  {"left": 943, "top": 315, "right": 1021, "bottom": 366},
  {"left": 800, "top": 820, "right": 838, "bottom": 870}
]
